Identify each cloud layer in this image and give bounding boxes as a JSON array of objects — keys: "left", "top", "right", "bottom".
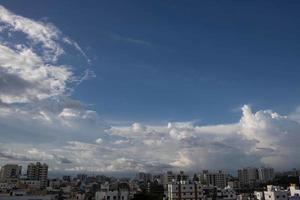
[
  {"left": 0, "top": 5, "right": 300, "bottom": 174},
  {"left": 1, "top": 102, "right": 300, "bottom": 173}
]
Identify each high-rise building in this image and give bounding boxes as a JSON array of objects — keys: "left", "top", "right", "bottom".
[
  {"left": 238, "top": 167, "right": 258, "bottom": 187},
  {"left": 27, "top": 162, "right": 48, "bottom": 188},
  {"left": 207, "top": 171, "right": 227, "bottom": 189},
  {"left": 199, "top": 170, "right": 227, "bottom": 189},
  {"left": 0, "top": 164, "right": 22, "bottom": 183},
  {"left": 176, "top": 171, "right": 189, "bottom": 182},
  {"left": 77, "top": 174, "right": 87, "bottom": 182},
  {"left": 136, "top": 172, "right": 152, "bottom": 183},
  {"left": 258, "top": 167, "right": 274, "bottom": 183},
  {"left": 163, "top": 171, "right": 176, "bottom": 186}
]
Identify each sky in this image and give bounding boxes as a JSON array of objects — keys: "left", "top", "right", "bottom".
[{"left": 0, "top": 0, "right": 300, "bottom": 175}]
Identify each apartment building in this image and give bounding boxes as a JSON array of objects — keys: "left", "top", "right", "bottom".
[
  {"left": 167, "top": 181, "right": 203, "bottom": 200},
  {"left": 27, "top": 162, "right": 48, "bottom": 189}
]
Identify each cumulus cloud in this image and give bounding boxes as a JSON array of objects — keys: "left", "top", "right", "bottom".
[
  {"left": 0, "top": 45, "right": 72, "bottom": 103},
  {"left": 0, "top": 4, "right": 105, "bottom": 170},
  {"left": 105, "top": 105, "right": 300, "bottom": 171},
  {"left": 1, "top": 4, "right": 300, "bottom": 174},
  {"left": 0, "top": 4, "right": 91, "bottom": 104},
  {"left": 2, "top": 104, "right": 300, "bottom": 173}
]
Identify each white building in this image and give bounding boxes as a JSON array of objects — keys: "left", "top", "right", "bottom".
[
  {"left": 264, "top": 185, "right": 288, "bottom": 200},
  {"left": 254, "top": 191, "right": 264, "bottom": 200},
  {"left": 290, "top": 184, "right": 300, "bottom": 197},
  {"left": 167, "top": 181, "right": 203, "bottom": 200}
]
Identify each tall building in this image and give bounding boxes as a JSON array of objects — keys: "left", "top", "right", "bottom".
[
  {"left": 77, "top": 174, "right": 87, "bottom": 182},
  {"left": 208, "top": 171, "right": 227, "bottom": 189},
  {"left": 238, "top": 167, "right": 258, "bottom": 187},
  {"left": 176, "top": 171, "right": 189, "bottom": 182},
  {"left": 27, "top": 162, "right": 48, "bottom": 188},
  {"left": 199, "top": 170, "right": 227, "bottom": 189},
  {"left": 163, "top": 171, "right": 176, "bottom": 186},
  {"left": 136, "top": 172, "right": 152, "bottom": 183},
  {"left": 0, "top": 164, "right": 22, "bottom": 183},
  {"left": 258, "top": 167, "right": 274, "bottom": 183}
]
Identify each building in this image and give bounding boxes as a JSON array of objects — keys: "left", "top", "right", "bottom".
[
  {"left": 0, "top": 164, "right": 22, "bottom": 184},
  {"left": 62, "top": 176, "right": 71, "bottom": 182},
  {"left": 20, "top": 180, "right": 41, "bottom": 189},
  {"left": 218, "top": 187, "right": 237, "bottom": 200},
  {"left": 167, "top": 181, "right": 203, "bottom": 200},
  {"left": 136, "top": 172, "right": 152, "bottom": 184},
  {"left": 95, "top": 190, "right": 129, "bottom": 200},
  {"left": 95, "top": 182, "right": 131, "bottom": 200},
  {"left": 200, "top": 170, "right": 227, "bottom": 189},
  {"left": 290, "top": 184, "right": 300, "bottom": 197},
  {"left": 264, "top": 185, "right": 288, "bottom": 200},
  {"left": 76, "top": 174, "right": 87, "bottom": 182},
  {"left": 163, "top": 171, "right": 176, "bottom": 187},
  {"left": 238, "top": 167, "right": 258, "bottom": 187},
  {"left": 0, "top": 194, "right": 56, "bottom": 200},
  {"left": 176, "top": 171, "right": 189, "bottom": 182},
  {"left": 258, "top": 167, "right": 274, "bottom": 183},
  {"left": 254, "top": 191, "right": 264, "bottom": 200},
  {"left": 27, "top": 162, "right": 48, "bottom": 189}
]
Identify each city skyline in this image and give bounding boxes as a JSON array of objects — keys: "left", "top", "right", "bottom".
[{"left": 0, "top": 1, "right": 300, "bottom": 173}]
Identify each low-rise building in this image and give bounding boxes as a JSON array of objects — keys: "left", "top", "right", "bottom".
[
  {"left": 290, "top": 184, "right": 300, "bottom": 197},
  {"left": 264, "top": 185, "right": 288, "bottom": 200},
  {"left": 167, "top": 181, "right": 203, "bottom": 200},
  {"left": 95, "top": 190, "right": 129, "bottom": 200}
]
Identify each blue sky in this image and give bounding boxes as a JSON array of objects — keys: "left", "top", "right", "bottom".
[
  {"left": 1, "top": 1, "right": 300, "bottom": 173},
  {"left": 2, "top": 0, "right": 300, "bottom": 124}
]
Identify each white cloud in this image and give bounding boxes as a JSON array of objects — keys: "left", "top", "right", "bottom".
[
  {"left": 0, "top": 44, "right": 72, "bottom": 103},
  {"left": 2, "top": 104, "right": 300, "bottom": 173},
  {"left": 0, "top": 4, "right": 92, "bottom": 104},
  {"left": 1, "top": 4, "right": 300, "bottom": 174},
  {"left": 104, "top": 105, "right": 300, "bottom": 171},
  {"left": 95, "top": 138, "right": 103, "bottom": 144},
  {"left": 0, "top": 5, "right": 65, "bottom": 60}
]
